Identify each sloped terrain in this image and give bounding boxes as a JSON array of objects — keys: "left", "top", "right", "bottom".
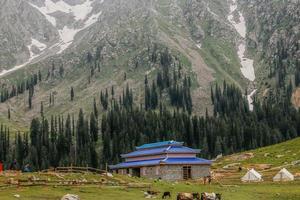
[
  {"left": 0, "top": 0, "right": 298, "bottom": 132},
  {"left": 213, "top": 137, "right": 300, "bottom": 183},
  {"left": 0, "top": 165, "right": 299, "bottom": 200},
  {"left": 0, "top": 0, "right": 250, "bottom": 131}
]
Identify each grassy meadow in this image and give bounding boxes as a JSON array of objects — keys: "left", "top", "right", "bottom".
[
  {"left": 0, "top": 138, "right": 299, "bottom": 200},
  {"left": 0, "top": 173, "right": 299, "bottom": 200}
]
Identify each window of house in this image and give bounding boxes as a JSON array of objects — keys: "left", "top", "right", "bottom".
[{"left": 183, "top": 166, "right": 192, "bottom": 180}]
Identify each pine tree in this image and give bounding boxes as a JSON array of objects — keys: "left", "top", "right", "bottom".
[
  {"left": 30, "top": 118, "right": 40, "bottom": 147},
  {"left": 59, "top": 65, "right": 64, "bottom": 77},
  {"left": 38, "top": 70, "right": 42, "bottom": 82},
  {"left": 40, "top": 102, "right": 44, "bottom": 117},
  {"left": 93, "top": 98, "right": 98, "bottom": 118},
  {"left": 90, "top": 112, "right": 98, "bottom": 142},
  {"left": 70, "top": 87, "right": 74, "bottom": 101},
  {"left": 7, "top": 107, "right": 11, "bottom": 120}
]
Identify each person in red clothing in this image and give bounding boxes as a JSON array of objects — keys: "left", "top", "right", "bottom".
[{"left": 0, "top": 161, "right": 3, "bottom": 173}]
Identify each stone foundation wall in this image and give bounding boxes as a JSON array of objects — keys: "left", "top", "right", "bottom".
[
  {"left": 191, "top": 165, "right": 210, "bottom": 179},
  {"left": 140, "top": 165, "right": 210, "bottom": 181},
  {"left": 160, "top": 165, "right": 183, "bottom": 180},
  {"left": 140, "top": 166, "right": 161, "bottom": 179}
]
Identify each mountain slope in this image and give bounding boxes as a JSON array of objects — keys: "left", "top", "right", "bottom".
[
  {"left": 240, "top": 0, "right": 300, "bottom": 96},
  {"left": 0, "top": 0, "right": 58, "bottom": 70},
  {"left": 0, "top": 0, "right": 298, "bottom": 131},
  {"left": 214, "top": 137, "right": 300, "bottom": 170},
  {"left": 0, "top": 0, "right": 252, "bottom": 131}
]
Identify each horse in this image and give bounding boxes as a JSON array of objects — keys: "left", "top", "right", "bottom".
[
  {"left": 162, "top": 191, "right": 171, "bottom": 199},
  {"left": 201, "top": 192, "right": 222, "bottom": 200},
  {"left": 177, "top": 192, "right": 200, "bottom": 200}
]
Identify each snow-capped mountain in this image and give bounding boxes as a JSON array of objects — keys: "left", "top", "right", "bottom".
[
  {"left": 0, "top": 0, "right": 104, "bottom": 74},
  {"left": 0, "top": 0, "right": 298, "bottom": 130}
]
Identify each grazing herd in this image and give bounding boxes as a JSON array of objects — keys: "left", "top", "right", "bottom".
[
  {"left": 146, "top": 191, "right": 221, "bottom": 200},
  {"left": 176, "top": 192, "right": 221, "bottom": 200}
]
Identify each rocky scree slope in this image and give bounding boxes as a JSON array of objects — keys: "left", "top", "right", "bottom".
[{"left": 0, "top": 0, "right": 254, "bottom": 130}]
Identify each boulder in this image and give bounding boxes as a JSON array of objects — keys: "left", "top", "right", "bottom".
[{"left": 61, "top": 194, "right": 80, "bottom": 200}]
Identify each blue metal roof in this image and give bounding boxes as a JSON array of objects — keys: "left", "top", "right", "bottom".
[
  {"left": 167, "top": 146, "right": 201, "bottom": 154},
  {"left": 121, "top": 147, "right": 168, "bottom": 158},
  {"left": 121, "top": 146, "right": 200, "bottom": 158},
  {"left": 161, "top": 157, "right": 211, "bottom": 165},
  {"left": 109, "top": 157, "right": 211, "bottom": 169},
  {"left": 136, "top": 140, "right": 183, "bottom": 150},
  {"left": 109, "top": 159, "right": 162, "bottom": 169}
]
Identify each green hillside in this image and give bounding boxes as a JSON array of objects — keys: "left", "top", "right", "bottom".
[
  {"left": 0, "top": 165, "right": 299, "bottom": 200},
  {"left": 0, "top": 139, "right": 299, "bottom": 200},
  {"left": 214, "top": 137, "right": 300, "bottom": 169}
]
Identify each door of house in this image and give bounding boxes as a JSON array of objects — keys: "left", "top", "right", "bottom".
[
  {"left": 132, "top": 168, "right": 141, "bottom": 177},
  {"left": 183, "top": 166, "right": 192, "bottom": 180}
]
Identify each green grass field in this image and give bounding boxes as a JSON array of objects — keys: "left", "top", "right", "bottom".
[
  {"left": 0, "top": 173, "right": 299, "bottom": 200},
  {"left": 0, "top": 138, "right": 299, "bottom": 200},
  {"left": 214, "top": 137, "right": 300, "bottom": 170}
]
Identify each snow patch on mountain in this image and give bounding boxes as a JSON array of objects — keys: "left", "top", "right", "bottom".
[
  {"left": 227, "top": 2, "right": 246, "bottom": 38},
  {"left": 30, "top": 0, "right": 103, "bottom": 54},
  {"left": 31, "top": 38, "right": 47, "bottom": 51},
  {"left": 0, "top": 38, "right": 45, "bottom": 77},
  {"left": 247, "top": 89, "right": 257, "bottom": 111},
  {"left": 55, "top": 11, "right": 102, "bottom": 54},
  {"left": 29, "top": 0, "right": 95, "bottom": 26},
  {"left": 227, "top": 0, "right": 255, "bottom": 82},
  {"left": 0, "top": 0, "right": 103, "bottom": 77},
  {"left": 227, "top": 0, "right": 256, "bottom": 111},
  {"left": 27, "top": 38, "right": 46, "bottom": 63},
  {"left": 237, "top": 43, "right": 255, "bottom": 82},
  {"left": 29, "top": 2, "right": 57, "bottom": 26}
]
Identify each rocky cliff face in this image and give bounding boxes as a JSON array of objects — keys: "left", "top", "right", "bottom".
[
  {"left": 240, "top": 0, "right": 300, "bottom": 91},
  {"left": 0, "top": 0, "right": 298, "bottom": 130},
  {"left": 242, "top": 0, "right": 299, "bottom": 59},
  {"left": 0, "top": 0, "right": 58, "bottom": 70}
]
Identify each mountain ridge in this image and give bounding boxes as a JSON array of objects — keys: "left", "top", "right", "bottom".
[{"left": 0, "top": 0, "right": 298, "bottom": 131}]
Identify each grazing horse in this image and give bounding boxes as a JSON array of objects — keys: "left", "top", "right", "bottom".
[
  {"left": 201, "top": 193, "right": 222, "bottom": 200},
  {"left": 162, "top": 191, "right": 171, "bottom": 199},
  {"left": 177, "top": 192, "right": 200, "bottom": 200}
]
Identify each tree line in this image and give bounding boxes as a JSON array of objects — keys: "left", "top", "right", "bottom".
[
  {"left": 101, "top": 81, "right": 300, "bottom": 164},
  {"left": 0, "top": 43, "right": 299, "bottom": 170},
  {"left": 0, "top": 110, "right": 99, "bottom": 171}
]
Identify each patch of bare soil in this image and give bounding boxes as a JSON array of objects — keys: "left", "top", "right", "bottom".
[
  {"left": 248, "top": 164, "right": 272, "bottom": 170},
  {"left": 223, "top": 163, "right": 241, "bottom": 169},
  {"left": 291, "top": 87, "right": 300, "bottom": 108},
  {"left": 228, "top": 153, "right": 254, "bottom": 161}
]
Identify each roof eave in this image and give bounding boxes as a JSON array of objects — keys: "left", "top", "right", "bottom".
[
  {"left": 121, "top": 151, "right": 199, "bottom": 158},
  {"left": 136, "top": 141, "right": 184, "bottom": 150}
]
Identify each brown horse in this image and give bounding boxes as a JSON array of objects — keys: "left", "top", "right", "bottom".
[{"left": 177, "top": 192, "right": 200, "bottom": 200}]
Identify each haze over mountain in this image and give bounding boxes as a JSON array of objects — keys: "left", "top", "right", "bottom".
[
  {"left": 0, "top": 0, "right": 299, "bottom": 130},
  {"left": 0, "top": 0, "right": 299, "bottom": 178}
]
